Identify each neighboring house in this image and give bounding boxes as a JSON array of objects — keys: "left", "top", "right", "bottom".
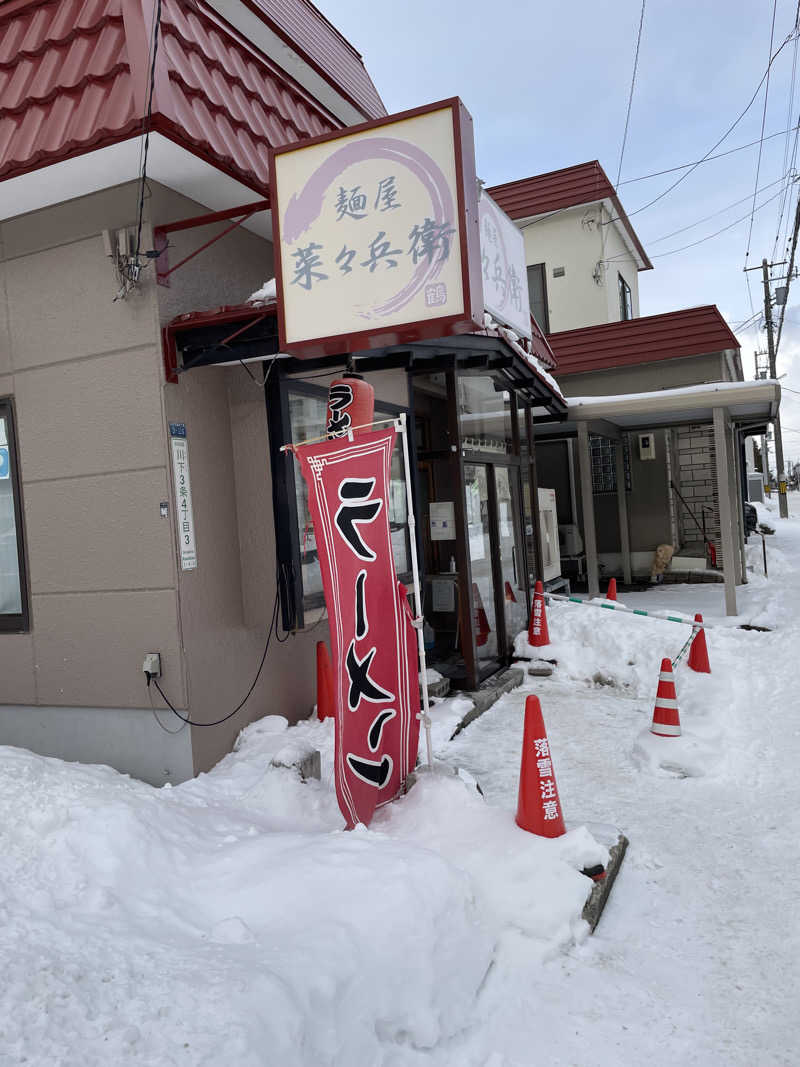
[
  {"left": 487, "top": 161, "right": 652, "bottom": 334},
  {"left": 533, "top": 306, "right": 773, "bottom": 613}
]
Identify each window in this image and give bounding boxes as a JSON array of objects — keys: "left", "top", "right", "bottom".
[
  {"left": 278, "top": 380, "right": 411, "bottom": 623},
  {"left": 618, "top": 273, "right": 633, "bottom": 321},
  {"left": 527, "top": 263, "right": 549, "bottom": 333},
  {"left": 0, "top": 400, "right": 29, "bottom": 632},
  {"left": 590, "top": 434, "right": 632, "bottom": 494}
]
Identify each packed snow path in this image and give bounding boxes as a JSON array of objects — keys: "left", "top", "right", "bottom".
[
  {"left": 438, "top": 502, "right": 800, "bottom": 1066},
  {"left": 0, "top": 500, "right": 798, "bottom": 1065}
]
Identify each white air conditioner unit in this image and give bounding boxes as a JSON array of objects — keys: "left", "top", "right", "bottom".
[{"left": 538, "top": 487, "right": 561, "bottom": 582}]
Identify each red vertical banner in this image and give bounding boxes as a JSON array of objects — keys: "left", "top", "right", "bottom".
[{"left": 295, "top": 427, "right": 421, "bottom": 828}]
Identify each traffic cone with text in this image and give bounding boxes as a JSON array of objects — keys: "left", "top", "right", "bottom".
[
  {"left": 650, "top": 657, "right": 681, "bottom": 737},
  {"left": 516, "top": 695, "right": 566, "bottom": 837},
  {"left": 527, "top": 580, "right": 550, "bottom": 647},
  {"left": 687, "top": 614, "right": 711, "bottom": 673},
  {"left": 606, "top": 578, "right": 617, "bottom": 601},
  {"left": 316, "top": 641, "right": 334, "bottom": 720}
]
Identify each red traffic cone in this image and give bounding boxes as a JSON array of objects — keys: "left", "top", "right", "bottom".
[
  {"left": 687, "top": 614, "right": 711, "bottom": 674},
  {"left": 316, "top": 641, "right": 334, "bottom": 720},
  {"left": 516, "top": 695, "right": 566, "bottom": 837},
  {"left": 472, "top": 583, "right": 491, "bottom": 647},
  {"left": 527, "top": 580, "right": 550, "bottom": 647},
  {"left": 650, "top": 657, "right": 681, "bottom": 737},
  {"left": 606, "top": 578, "right": 617, "bottom": 601},
  {"left": 504, "top": 580, "right": 517, "bottom": 603}
]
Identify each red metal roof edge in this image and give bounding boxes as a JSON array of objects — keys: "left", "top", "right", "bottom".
[
  {"left": 179, "top": 0, "right": 344, "bottom": 131},
  {"left": 236, "top": 0, "right": 386, "bottom": 120},
  {"left": 487, "top": 160, "right": 653, "bottom": 271},
  {"left": 548, "top": 305, "right": 741, "bottom": 376}
]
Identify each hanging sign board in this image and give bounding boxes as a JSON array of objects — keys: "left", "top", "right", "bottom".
[
  {"left": 295, "top": 427, "right": 421, "bottom": 828},
  {"left": 479, "top": 191, "right": 532, "bottom": 339},
  {"left": 270, "top": 98, "right": 483, "bottom": 358},
  {"left": 169, "top": 423, "right": 197, "bottom": 571}
]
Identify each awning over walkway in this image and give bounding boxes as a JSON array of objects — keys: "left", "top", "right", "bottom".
[
  {"left": 163, "top": 303, "right": 568, "bottom": 417},
  {"left": 535, "top": 379, "right": 780, "bottom": 437},
  {"left": 532, "top": 379, "right": 781, "bottom": 615}
]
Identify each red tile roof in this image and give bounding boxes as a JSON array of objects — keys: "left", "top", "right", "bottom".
[
  {"left": 159, "top": 0, "right": 337, "bottom": 189},
  {"left": 0, "top": 0, "right": 363, "bottom": 190},
  {"left": 487, "top": 161, "right": 653, "bottom": 271},
  {"left": 548, "top": 306, "right": 740, "bottom": 377},
  {"left": 242, "top": 0, "right": 386, "bottom": 120},
  {"left": 0, "top": 0, "right": 139, "bottom": 181}
]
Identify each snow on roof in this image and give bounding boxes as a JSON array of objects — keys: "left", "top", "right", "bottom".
[{"left": 566, "top": 378, "right": 780, "bottom": 422}]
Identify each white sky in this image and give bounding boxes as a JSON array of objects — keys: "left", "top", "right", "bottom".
[{"left": 322, "top": 0, "right": 800, "bottom": 468}]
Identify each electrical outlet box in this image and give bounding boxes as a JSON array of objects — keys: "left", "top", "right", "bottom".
[
  {"left": 638, "top": 433, "right": 656, "bottom": 461},
  {"left": 142, "top": 652, "right": 161, "bottom": 677}
]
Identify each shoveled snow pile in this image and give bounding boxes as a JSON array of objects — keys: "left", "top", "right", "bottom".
[{"left": 0, "top": 706, "right": 604, "bottom": 1064}]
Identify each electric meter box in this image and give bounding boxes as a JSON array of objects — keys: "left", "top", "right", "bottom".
[{"left": 638, "top": 433, "right": 656, "bottom": 461}]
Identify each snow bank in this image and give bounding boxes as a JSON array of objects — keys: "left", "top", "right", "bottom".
[
  {"left": 0, "top": 696, "right": 606, "bottom": 1065},
  {"left": 513, "top": 599, "right": 746, "bottom": 780}
]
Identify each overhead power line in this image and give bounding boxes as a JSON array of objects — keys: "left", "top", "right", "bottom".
[
  {"left": 604, "top": 25, "right": 800, "bottom": 227},
  {"left": 647, "top": 172, "right": 791, "bottom": 246},
  {"left": 744, "top": 0, "right": 779, "bottom": 268},
  {"left": 615, "top": 0, "right": 647, "bottom": 189},
  {"left": 616, "top": 123, "right": 800, "bottom": 186},
  {"left": 605, "top": 179, "right": 792, "bottom": 261},
  {"left": 775, "top": 197, "right": 800, "bottom": 357}
]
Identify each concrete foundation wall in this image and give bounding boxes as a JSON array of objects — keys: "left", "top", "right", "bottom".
[{"left": 0, "top": 703, "right": 193, "bottom": 785}]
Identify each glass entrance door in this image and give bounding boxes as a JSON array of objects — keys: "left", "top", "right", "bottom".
[
  {"left": 464, "top": 462, "right": 499, "bottom": 676},
  {"left": 495, "top": 465, "right": 528, "bottom": 648}
]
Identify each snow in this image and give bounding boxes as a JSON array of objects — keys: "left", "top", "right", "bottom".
[
  {"left": 479, "top": 311, "right": 565, "bottom": 401},
  {"left": 567, "top": 376, "right": 780, "bottom": 410},
  {"left": 247, "top": 277, "right": 277, "bottom": 304},
  {"left": 3, "top": 497, "right": 800, "bottom": 1064}
]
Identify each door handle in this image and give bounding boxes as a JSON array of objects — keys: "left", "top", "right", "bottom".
[{"left": 512, "top": 544, "right": 517, "bottom": 585}]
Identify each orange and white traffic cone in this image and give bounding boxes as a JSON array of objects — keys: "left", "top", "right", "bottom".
[
  {"left": 650, "top": 657, "right": 681, "bottom": 737},
  {"left": 687, "top": 613, "right": 711, "bottom": 674},
  {"left": 504, "top": 580, "right": 517, "bottom": 603},
  {"left": 316, "top": 641, "right": 334, "bottom": 720},
  {"left": 527, "top": 580, "right": 550, "bottom": 647},
  {"left": 606, "top": 578, "right": 617, "bottom": 601},
  {"left": 516, "top": 695, "right": 566, "bottom": 838}
]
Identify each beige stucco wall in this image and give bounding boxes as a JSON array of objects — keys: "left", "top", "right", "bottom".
[
  {"left": 0, "top": 179, "right": 320, "bottom": 780},
  {"left": 520, "top": 204, "right": 642, "bottom": 333},
  {"left": 558, "top": 352, "right": 728, "bottom": 398},
  {"left": 0, "top": 182, "right": 185, "bottom": 713}
]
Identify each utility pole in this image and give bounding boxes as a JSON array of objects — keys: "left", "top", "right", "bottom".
[
  {"left": 754, "top": 349, "right": 772, "bottom": 495},
  {"left": 761, "top": 259, "right": 789, "bottom": 517}
]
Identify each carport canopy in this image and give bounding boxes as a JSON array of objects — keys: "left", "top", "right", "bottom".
[{"left": 532, "top": 379, "right": 781, "bottom": 615}]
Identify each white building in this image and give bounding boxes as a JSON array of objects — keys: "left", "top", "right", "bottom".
[{"left": 487, "top": 161, "right": 652, "bottom": 334}]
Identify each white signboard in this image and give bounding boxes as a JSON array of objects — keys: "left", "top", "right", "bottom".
[
  {"left": 270, "top": 99, "right": 482, "bottom": 357},
  {"left": 479, "top": 191, "right": 532, "bottom": 340},
  {"left": 169, "top": 424, "right": 197, "bottom": 571},
  {"left": 430, "top": 501, "right": 456, "bottom": 540}
]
